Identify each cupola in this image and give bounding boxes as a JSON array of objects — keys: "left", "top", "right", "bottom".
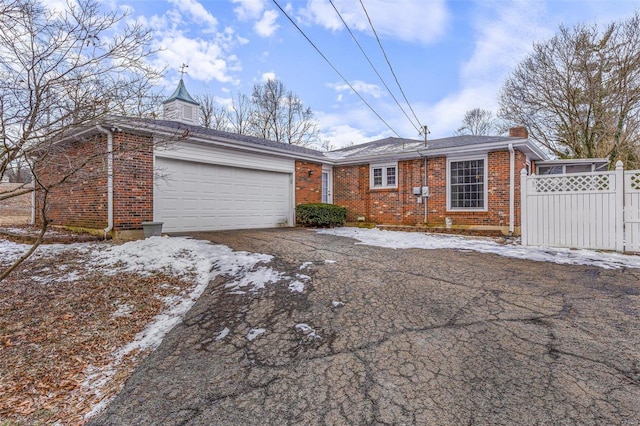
[{"left": 162, "top": 78, "right": 199, "bottom": 125}]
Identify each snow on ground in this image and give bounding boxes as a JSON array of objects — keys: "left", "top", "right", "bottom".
[
  {"left": 0, "top": 239, "right": 31, "bottom": 262},
  {"left": 246, "top": 328, "right": 266, "bottom": 341},
  {"left": 90, "top": 236, "right": 276, "bottom": 357},
  {"left": 8, "top": 226, "right": 636, "bottom": 419},
  {"left": 318, "top": 228, "right": 640, "bottom": 270},
  {"left": 295, "top": 323, "right": 321, "bottom": 339},
  {"left": 216, "top": 327, "right": 230, "bottom": 341},
  {"left": 0, "top": 235, "right": 283, "bottom": 420}
]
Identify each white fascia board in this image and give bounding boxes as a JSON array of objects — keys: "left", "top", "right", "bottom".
[{"left": 537, "top": 158, "right": 609, "bottom": 165}]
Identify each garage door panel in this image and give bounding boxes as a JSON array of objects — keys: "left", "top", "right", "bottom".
[{"left": 155, "top": 158, "right": 292, "bottom": 232}]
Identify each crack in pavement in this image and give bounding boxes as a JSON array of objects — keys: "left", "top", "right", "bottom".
[{"left": 91, "top": 229, "right": 640, "bottom": 425}]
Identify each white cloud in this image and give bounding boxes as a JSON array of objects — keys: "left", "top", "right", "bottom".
[
  {"left": 152, "top": 32, "right": 239, "bottom": 84},
  {"left": 461, "top": 1, "right": 552, "bottom": 86},
  {"left": 300, "top": 0, "right": 449, "bottom": 44},
  {"left": 167, "top": 0, "right": 218, "bottom": 32},
  {"left": 413, "top": 1, "right": 556, "bottom": 138},
  {"left": 316, "top": 108, "right": 391, "bottom": 148},
  {"left": 40, "top": 0, "right": 75, "bottom": 14},
  {"left": 254, "top": 9, "right": 279, "bottom": 37},
  {"left": 330, "top": 80, "right": 385, "bottom": 99},
  {"left": 232, "top": 0, "right": 266, "bottom": 21},
  {"left": 261, "top": 71, "right": 277, "bottom": 81},
  {"left": 416, "top": 86, "right": 500, "bottom": 139}
]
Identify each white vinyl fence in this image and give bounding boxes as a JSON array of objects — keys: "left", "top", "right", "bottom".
[{"left": 521, "top": 160, "right": 640, "bottom": 252}]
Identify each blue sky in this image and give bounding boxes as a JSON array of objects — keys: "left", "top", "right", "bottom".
[{"left": 49, "top": 0, "right": 640, "bottom": 147}]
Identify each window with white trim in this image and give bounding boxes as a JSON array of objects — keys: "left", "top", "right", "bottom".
[
  {"left": 447, "top": 156, "right": 487, "bottom": 210},
  {"left": 370, "top": 163, "right": 397, "bottom": 189}
]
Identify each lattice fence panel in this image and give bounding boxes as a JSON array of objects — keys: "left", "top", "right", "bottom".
[{"left": 532, "top": 174, "right": 611, "bottom": 193}]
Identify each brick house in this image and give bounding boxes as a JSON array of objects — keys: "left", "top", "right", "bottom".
[
  {"left": 38, "top": 79, "right": 570, "bottom": 238},
  {"left": 328, "top": 128, "right": 551, "bottom": 235}
]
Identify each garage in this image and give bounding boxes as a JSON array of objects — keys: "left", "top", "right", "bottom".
[{"left": 154, "top": 157, "right": 293, "bottom": 232}]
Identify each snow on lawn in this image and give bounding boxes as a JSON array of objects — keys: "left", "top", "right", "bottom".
[
  {"left": 318, "top": 227, "right": 640, "bottom": 270},
  {"left": 0, "top": 235, "right": 286, "bottom": 419}
]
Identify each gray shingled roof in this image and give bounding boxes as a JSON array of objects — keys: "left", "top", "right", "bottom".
[
  {"left": 125, "top": 117, "right": 327, "bottom": 158},
  {"left": 326, "top": 135, "right": 519, "bottom": 160},
  {"left": 107, "top": 116, "right": 548, "bottom": 163}
]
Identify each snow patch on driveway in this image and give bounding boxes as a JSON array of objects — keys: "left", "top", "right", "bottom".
[{"left": 318, "top": 227, "right": 640, "bottom": 270}]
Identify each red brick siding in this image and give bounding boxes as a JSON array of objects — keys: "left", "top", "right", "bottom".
[
  {"left": 426, "top": 152, "right": 510, "bottom": 227},
  {"left": 36, "top": 135, "right": 109, "bottom": 229},
  {"left": 295, "top": 161, "right": 322, "bottom": 204},
  {"left": 112, "top": 132, "right": 154, "bottom": 230},
  {"left": 333, "top": 149, "right": 527, "bottom": 230},
  {"left": 334, "top": 159, "right": 425, "bottom": 224},
  {"left": 36, "top": 130, "right": 154, "bottom": 232},
  {"left": 333, "top": 164, "right": 370, "bottom": 221}
]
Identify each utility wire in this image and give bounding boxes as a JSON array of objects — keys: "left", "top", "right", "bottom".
[
  {"left": 359, "top": 0, "right": 423, "bottom": 130},
  {"left": 271, "top": 0, "right": 401, "bottom": 138},
  {"left": 329, "top": 0, "right": 421, "bottom": 134}
]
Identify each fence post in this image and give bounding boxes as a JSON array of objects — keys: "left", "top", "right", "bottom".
[
  {"left": 520, "top": 169, "right": 528, "bottom": 246},
  {"left": 615, "top": 160, "right": 624, "bottom": 252}
]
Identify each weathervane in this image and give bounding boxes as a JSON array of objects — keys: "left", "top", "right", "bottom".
[{"left": 179, "top": 63, "right": 189, "bottom": 79}]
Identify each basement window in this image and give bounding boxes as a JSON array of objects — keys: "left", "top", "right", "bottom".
[{"left": 370, "top": 163, "right": 397, "bottom": 189}]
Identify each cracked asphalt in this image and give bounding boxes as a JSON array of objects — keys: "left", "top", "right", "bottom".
[{"left": 91, "top": 228, "right": 640, "bottom": 425}]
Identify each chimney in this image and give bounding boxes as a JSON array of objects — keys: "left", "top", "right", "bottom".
[{"left": 509, "top": 126, "right": 528, "bottom": 138}]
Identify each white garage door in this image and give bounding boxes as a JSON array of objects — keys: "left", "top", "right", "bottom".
[{"left": 155, "top": 158, "right": 292, "bottom": 232}]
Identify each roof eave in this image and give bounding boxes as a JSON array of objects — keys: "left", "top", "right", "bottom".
[
  {"left": 106, "top": 118, "right": 331, "bottom": 163},
  {"left": 331, "top": 138, "right": 550, "bottom": 165}
]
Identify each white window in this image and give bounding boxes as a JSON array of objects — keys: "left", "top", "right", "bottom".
[
  {"left": 370, "top": 163, "right": 397, "bottom": 189},
  {"left": 537, "top": 164, "right": 594, "bottom": 175},
  {"left": 447, "top": 156, "right": 487, "bottom": 211}
]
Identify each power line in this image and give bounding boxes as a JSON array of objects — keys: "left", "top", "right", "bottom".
[
  {"left": 329, "top": 0, "right": 421, "bottom": 134},
  {"left": 271, "top": 0, "right": 401, "bottom": 138},
  {"left": 359, "top": 0, "right": 423, "bottom": 130}
]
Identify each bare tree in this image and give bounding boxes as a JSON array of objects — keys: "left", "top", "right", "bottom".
[
  {"left": 229, "top": 93, "right": 253, "bottom": 135},
  {"left": 317, "top": 139, "right": 336, "bottom": 152},
  {"left": 0, "top": 0, "right": 162, "bottom": 281},
  {"left": 5, "top": 157, "right": 32, "bottom": 183},
  {"left": 498, "top": 13, "right": 640, "bottom": 166},
  {"left": 455, "top": 108, "right": 498, "bottom": 136},
  {"left": 249, "top": 79, "right": 320, "bottom": 146},
  {"left": 250, "top": 79, "right": 285, "bottom": 141},
  {"left": 196, "top": 93, "right": 230, "bottom": 131},
  {"left": 282, "top": 92, "right": 320, "bottom": 146}
]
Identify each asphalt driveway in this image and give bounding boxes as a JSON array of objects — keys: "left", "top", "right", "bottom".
[{"left": 91, "top": 228, "right": 640, "bottom": 425}]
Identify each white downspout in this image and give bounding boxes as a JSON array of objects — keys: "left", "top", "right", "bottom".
[
  {"left": 423, "top": 156, "right": 428, "bottom": 224},
  {"left": 96, "top": 125, "right": 113, "bottom": 239},
  {"left": 508, "top": 143, "right": 515, "bottom": 235}
]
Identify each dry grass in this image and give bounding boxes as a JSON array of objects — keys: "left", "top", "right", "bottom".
[
  {"left": 0, "top": 235, "right": 197, "bottom": 425},
  {"left": 0, "top": 183, "right": 31, "bottom": 226}
]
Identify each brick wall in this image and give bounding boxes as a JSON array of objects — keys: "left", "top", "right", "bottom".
[
  {"left": 333, "top": 149, "right": 528, "bottom": 232},
  {"left": 112, "top": 132, "right": 154, "bottom": 230},
  {"left": 36, "top": 130, "right": 154, "bottom": 233},
  {"left": 333, "top": 159, "right": 425, "bottom": 223},
  {"left": 295, "top": 161, "right": 323, "bottom": 204},
  {"left": 334, "top": 164, "right": 370, "bottom": 221},
  {"left": 36, "top": 134, "right": 109, "bottom": 229}
]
